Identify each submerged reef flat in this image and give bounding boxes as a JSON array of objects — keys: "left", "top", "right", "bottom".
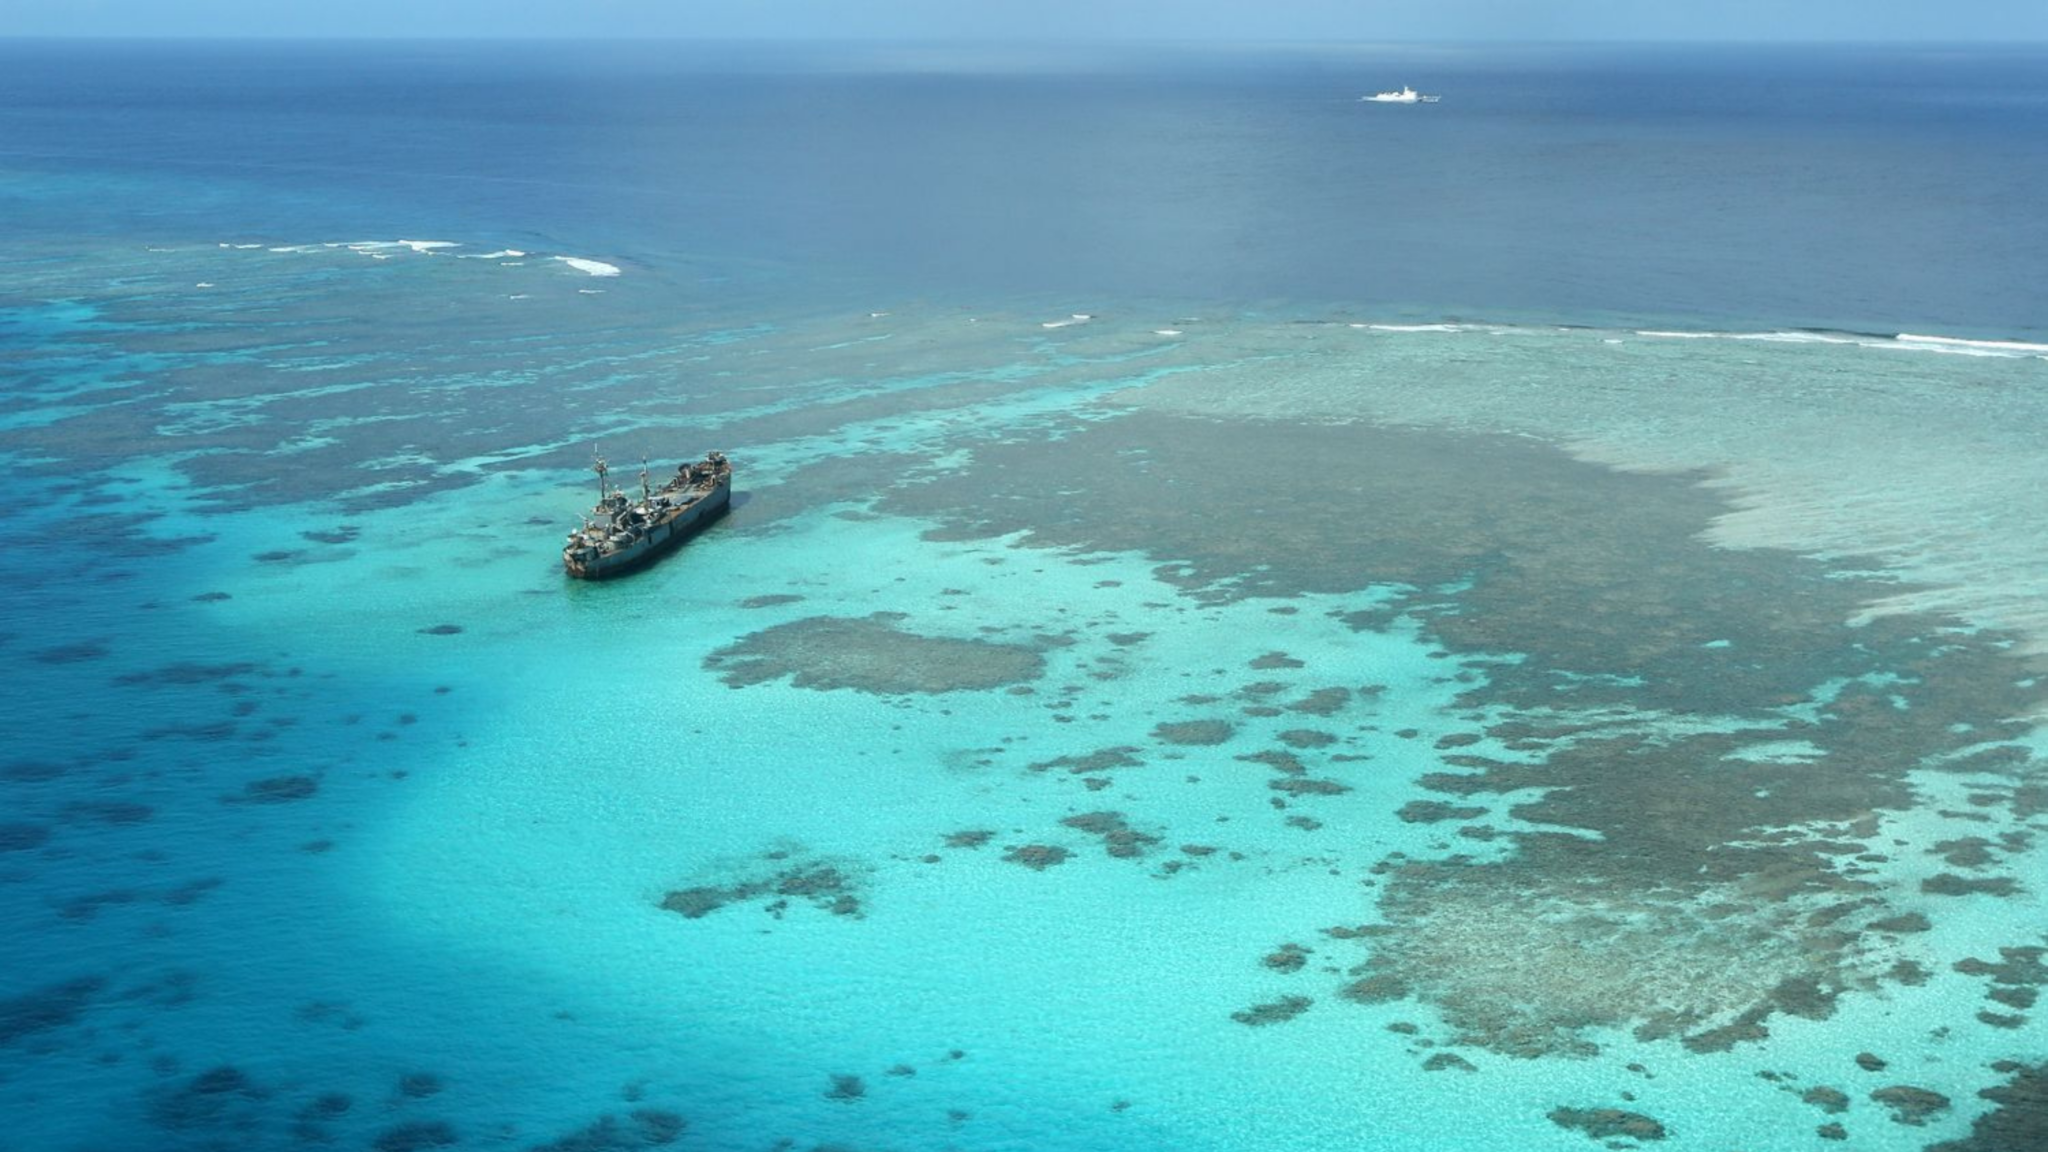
[
  {"left": 6, "top": 265, "right": 2048, "bottom": 1152},
  {"left": 705, "top": 613, "right": 1045, "bottom": 694},
  {"left": 876, "top": 405, "right": 2048, "bottom": 1062}
]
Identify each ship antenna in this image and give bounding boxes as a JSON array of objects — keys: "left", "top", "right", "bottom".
[
  {"left": 592, "top": 452, "right": 609, "bottom": 500},
  {"left": 640, "top": 454, "right": 651, "bottom": 503}
]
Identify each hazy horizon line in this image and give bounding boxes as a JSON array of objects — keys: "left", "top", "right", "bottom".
[{"left": 4, "top": 33, "right": 2046, "bottom": 46}]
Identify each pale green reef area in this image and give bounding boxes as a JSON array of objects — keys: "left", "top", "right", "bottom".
[{"left": 2, "top": 242, "right": 2046, "bottom": 1151}]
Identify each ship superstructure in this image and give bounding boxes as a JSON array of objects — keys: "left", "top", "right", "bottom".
[{"left": 562, "top": 451, "right": 732, "bottom": 579}]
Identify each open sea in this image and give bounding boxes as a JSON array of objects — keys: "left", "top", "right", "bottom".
[{"left": 4, "top": 37, "right": 2048, "bottom": 1152}]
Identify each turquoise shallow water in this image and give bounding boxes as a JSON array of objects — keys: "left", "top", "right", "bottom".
[
  {"left": 3, "top": 238, "right": 2047, "bottom": 1151},
  {"left": 7, "top": 39, "right": 2048, "bottom": 1152}
]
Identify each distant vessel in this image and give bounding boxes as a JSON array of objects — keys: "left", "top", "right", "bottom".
[
  {"left": 1363, "top": 86, "right": 1440, "bottom": 104},
  {"left": 563, "top": 451, "right": 732, "bottom": 579}
]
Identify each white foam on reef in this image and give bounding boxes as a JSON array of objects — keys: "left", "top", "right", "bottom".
[
  {"left": 1041, "top": 313, "right": 1093, "bottom": 329},
  {"left": 554, "top": 256, "right": 620, "bottom": 277},
  {"left": 1628, "top": 327, "right": 2043, "bottom": 359},
  {"left": 1899, "top": 332, "right": 2048, "bottom": 354},
  {"left": 194, "top": 282, "right": 214, "bottom": 289},
  {"left": 1154, "top": 329, "right": 1183, "bottom": 337},
  {"left": 1361, "top": 322, "right": 1464, "bottom": 333},
  {"left": 337, "top": 239, "right": 458, "bottom": 256},
  {"left": 1737, "top": 331, "right": 1858, "bottom": 345},
  {"left": 578, "top": 289, "right": 604, "bottom": 295},
  {"left": 460, "top": 249, "right": 527, "bottom": 259}
]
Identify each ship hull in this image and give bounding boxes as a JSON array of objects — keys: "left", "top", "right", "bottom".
[{"left": 562, "top": 477, "right": 731, "bottom": 580}]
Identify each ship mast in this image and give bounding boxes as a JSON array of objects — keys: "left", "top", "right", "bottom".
[
  {"left": 639, "top": 455, "right": 651, "bottom": 503},
  {"left": 592, "top": 453, "right": 609, "bottom": 500}
]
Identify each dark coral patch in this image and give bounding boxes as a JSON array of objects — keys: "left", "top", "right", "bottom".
[
  {"left": 1249, "top": 651, "right": 1305, "bottom": 670},
  {"left": 1338, "top": 975, "right": 1409, "bottom": 1005},
  {"left": 1030, "top": 746, "right": 1143, "bottom": 775},
  {"left": 148, "top": 1065, "right": 271, "bottom": 1134},
  {"left": 2, "top": 759, "right": 69, "bottom": 783},
  {"left": 31, "top": 641, "right": 109, "bottom": 664},
  {"left": 1269, "top": 777, "right": 1349, "bottom": 796},
  {"left": 0, "top": 975, "right": 104, "bottom": 1044},
  {"left": 1927, "top": 1063, "right": 2048, "bottom": 1152},
  {"left": 115, "top": 661, "right": 259, "bottom": 687},
  {"left": 1002, "top": 844, "right": 1070, "bottom": 871},
  {"left": 63, "top": 800, "right": 154, "bottom": 825},
  {"left": 1262, "top": 944, "right": 1312, "bottom": 973},
  {"left": 373, "top": 1120, "right": 458, "bottom": 1152},
  {"left": 1396, "top": 801, "right": 1485, "bottom": 824},
  {"left": 298, "top": 1093, "right": 352, "bottom": 1120},
  {"left": 660, "top": 855, "right": 865, "bottom": 920},
  {"left": 1931, "top": 837, "right": 1999, "bottom": 868},
  {"left": 1238, "top": 750, "right": 1306, "bottom": 776},
  {"left": 1285, "top": 688, "right": 1352, "bottom": 716},
  {"left": 738, "top": 594, "right": 804, "bottom": 609},
  {"left": 1801, "top": 1087, "right": 1849, "bottom": 1113},
  {"left": 1060, "top": 811, "right": 1160, "bottom": 859},
  {"left": 531, "top": 1110, "right": 687, "bottom": 1150},
  {"left": 1231, "top": 995, "right": 1312, "bottom": 1026},
  {"left": 417, "top": 624, "right": 463, "bottom": 636},
  {"left": 231, "top": 776, "right": 318, "bottom": 804},
  {"left": 1151, "top": 719, "right": 1234, "bottom": 746},
  {"left": 659, "top": 888, "right": 727, "bottom": 919},
  {"left": 0, "top": 823, "right": 51, "bottom": 852},
  {"left": 706, "top": 614, "right": 1043, "bottom": 694},
  {"left": 1923, "top": 873, "right": 2020, "bottom": 897},
  {"left": 1277, "top": 729, "right": 1338, "bottom": 749},
  {"left": 396, "top": 1072, "right": 444, "bottom": 1099},
  {"left": 1549, "top": 1107, "right": 1666, "bottom": 1142},
  {"left": 1870, "top": 1085, "right": 1950, "bottom": 1126}
]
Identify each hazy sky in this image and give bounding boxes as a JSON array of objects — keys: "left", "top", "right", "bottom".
[{"left": 5, "top": 0, "right": 2045, "bottom": 41}]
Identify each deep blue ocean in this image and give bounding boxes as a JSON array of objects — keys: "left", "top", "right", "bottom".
[
  {"left": 6, "top": 40, "right": 2047, "bottom": 332},
  {"left": 3, "top": 39, "right": 2048, "bottom": 1152}
]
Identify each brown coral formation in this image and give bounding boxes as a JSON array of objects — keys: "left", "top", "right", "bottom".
[
  {"left": 659, "top": 855, "right": 865, "bottom": 920},
  {"left": 705, "top": 613, "right": 1044, "bottom": 694},
  {"left": 1547, "top": 1107, "right": 1666, "bottom": 1142}
]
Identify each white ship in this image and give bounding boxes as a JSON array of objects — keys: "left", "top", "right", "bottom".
[{"left": 1362, "top": 86, "right": 1440, "bottom": 104}]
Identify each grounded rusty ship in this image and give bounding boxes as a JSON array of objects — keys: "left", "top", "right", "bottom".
[{"left": 562, "top": 451, "right": 732, "bottom": 579}]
